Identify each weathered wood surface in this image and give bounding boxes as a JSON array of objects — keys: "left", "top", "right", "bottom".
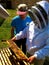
[
  {"left": 6, "top": 40, "right": 30, "bottom": 65},
  {"left": 0, "top": 47, "right": 30, "bottom": 65},
  {"left": 0, "top": 48, "right": 13, "bottom": 65},
  {"left": 7, "top": 40, "right": 28, "bottom": 60}
]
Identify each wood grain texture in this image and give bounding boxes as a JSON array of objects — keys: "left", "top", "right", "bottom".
[{"left": 6, "top": 40, "right": 28, "bottom": 60}]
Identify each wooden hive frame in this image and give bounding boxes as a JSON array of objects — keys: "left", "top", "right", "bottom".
[{"left": 0, "top": 40, "right": 30, "bottom": 65}]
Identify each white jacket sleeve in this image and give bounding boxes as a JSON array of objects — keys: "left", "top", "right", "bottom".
[
  {"left": 34, "top": 38, "right": 49, "bottom": 59},
  {"left": 15, "top": 26, "right": 28, "bottom": 40}
]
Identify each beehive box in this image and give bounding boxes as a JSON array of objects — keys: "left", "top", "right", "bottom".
[{"left": 0, "top": 40, "right": 30, "bottom": 65}]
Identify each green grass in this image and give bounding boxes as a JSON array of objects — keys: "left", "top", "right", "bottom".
[
  {"left": 0, "top": 9, "right": 16, "bottom": 48},
  {"left": 0, "top": 42, "right": 9, "bottom": 49}
]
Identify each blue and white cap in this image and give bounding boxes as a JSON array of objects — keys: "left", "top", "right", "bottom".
[{"left": 28, "top": 1, "right": 49, "bottom": 29}]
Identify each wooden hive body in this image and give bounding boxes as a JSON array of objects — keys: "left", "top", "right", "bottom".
[{"left": 0, "top": 40, "right": 30, "bottom": 65}]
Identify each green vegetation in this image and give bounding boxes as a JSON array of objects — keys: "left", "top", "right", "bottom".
[{"left": 0, "top": 9, "right": 16, "bottom": 48}]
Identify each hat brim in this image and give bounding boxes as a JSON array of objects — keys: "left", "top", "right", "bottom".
[{"left": 17, "top": 11, "right": 26, "bottom": 15}]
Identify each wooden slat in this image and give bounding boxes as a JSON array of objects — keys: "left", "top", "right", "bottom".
[
  {"left": 0, "top": 52, "right": 5, "bottom": 65},
  {"left": 0, "top": 60, "right": 2, "bottom": 65},
  {"left": 2, "top": 49, "right": 12, "bottom": 65},
  {"left": 0, "top": 48, "right": 13, "bottom": 65},
  {"left": 7, "top": 40, "right": 28, "bottom": 60},
  {"left": 6, "top": 40, "right": 30, "bottom": 65}
]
